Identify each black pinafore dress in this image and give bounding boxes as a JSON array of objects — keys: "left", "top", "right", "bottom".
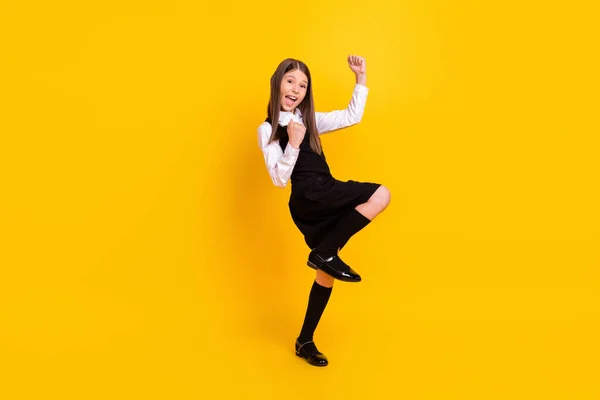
[{"left": 271, "top": 119, "right": 381, "bottom": 249}]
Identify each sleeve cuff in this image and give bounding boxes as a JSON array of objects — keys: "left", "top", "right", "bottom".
[
  {"left": 284, "top": 142, "right": 301, "bottom": 158},
  {"left": 355, "top": 83, "right": 369, "bottom": 93}
]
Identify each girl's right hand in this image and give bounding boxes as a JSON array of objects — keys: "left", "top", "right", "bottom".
[{"left": 287, "top": 120, "right": 306, "bottom": 149}]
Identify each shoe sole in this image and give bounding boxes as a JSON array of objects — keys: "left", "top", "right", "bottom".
[{"left": 295, "top": 351, "right": 328, "bottom": 366}]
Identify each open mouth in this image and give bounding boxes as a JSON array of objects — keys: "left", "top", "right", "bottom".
[{"left": 284, "top": 95, "right": 298, "bottom": 107}]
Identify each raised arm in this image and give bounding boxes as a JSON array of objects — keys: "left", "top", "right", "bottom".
[
  {"left": 315, "top": 84, "right": 369, "bottom": 134},
  {"left": 316, "top": 55, "right": 369, "bottom": 135},
  {"left": 257, "top": 122, "right": 300, "bottom": 188}
]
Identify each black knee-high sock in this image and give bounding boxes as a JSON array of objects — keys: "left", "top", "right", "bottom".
[
  {"left": 298, "top": 280, "right": 333, "bottom": 343},
  {"left": 315, "top": 209, "right": 372, "bottom": 258}
]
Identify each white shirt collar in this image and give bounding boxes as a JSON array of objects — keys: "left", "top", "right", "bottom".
[{"left": 278, "top": 108, "right": 303, "bottom": 126}]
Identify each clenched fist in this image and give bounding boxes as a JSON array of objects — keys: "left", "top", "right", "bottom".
[
  {"left": 348, "top": 54, "right": 367, "bottom": 85},
  {"left": 288, "top": 120, "right": 306, "bottom": 149}
]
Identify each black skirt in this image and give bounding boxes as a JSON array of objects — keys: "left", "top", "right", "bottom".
[{"left": 288, "top": 175, "right": 381, "bottom": 249}]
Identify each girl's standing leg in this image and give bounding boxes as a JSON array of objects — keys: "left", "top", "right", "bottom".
[
  {"left": 295, "top": 270, "right": 335, "bottom": 366},
  {"left": 315, "top": 269, "right": 335, "bottom": 288}
]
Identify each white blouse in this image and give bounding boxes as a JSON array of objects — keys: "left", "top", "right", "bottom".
[{"left": 257, "top": 83, "right": 369, "bottom": 187}]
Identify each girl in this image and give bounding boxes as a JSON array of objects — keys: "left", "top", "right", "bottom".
[{"left": 257, "top": 55, "right": 391, "bottom": 367}]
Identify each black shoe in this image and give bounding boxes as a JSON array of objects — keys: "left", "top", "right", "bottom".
[
  {"left": 306, "top": 248, "right": 319, "bottom": 270},
  {"left": 295, "top": 339, "right": 328, "bottom": 367},
  {"left": 307, "top": 249, "right": 362, "bottom": 282}
]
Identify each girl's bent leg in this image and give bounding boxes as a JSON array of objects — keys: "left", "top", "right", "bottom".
[
  {"left": 322, "top": 185, "right": 391, "bottom": 254},
  {"left": 355, "top": 185, "right": 391, "bottom": 220},
  {"left": 307, "top": 185, "right": 391, "bottom": 283}
]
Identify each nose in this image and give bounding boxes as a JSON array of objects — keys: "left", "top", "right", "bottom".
[{"left": 292, "top": 84, "right": 299, "bottom": 93}]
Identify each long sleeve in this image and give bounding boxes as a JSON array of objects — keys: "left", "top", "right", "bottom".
[
  {"left": 315, "top": 84, "right": 369, "bottom": 135},
  {"left": 257, "top": 122, "right": 300, "bottom": 188}
]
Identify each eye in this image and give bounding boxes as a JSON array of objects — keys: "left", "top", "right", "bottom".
[
  {"left": 301, "top": 85, "right": 306, "bottom": 89},
  {"left": 287, "top": 80, "right": 293, "bottom": 84}
]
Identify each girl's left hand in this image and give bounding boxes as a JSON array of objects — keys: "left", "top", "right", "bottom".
[{"left": 348, "top": 55, "right": 366, "bottom": 75}]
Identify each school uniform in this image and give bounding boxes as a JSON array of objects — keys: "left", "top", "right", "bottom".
[{"left": 258, "top": 84, "right": 381, "bottom": 250}]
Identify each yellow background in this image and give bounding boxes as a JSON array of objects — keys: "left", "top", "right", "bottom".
[{"left": 1, "top": 0, "right": 599, "bottom": 398}]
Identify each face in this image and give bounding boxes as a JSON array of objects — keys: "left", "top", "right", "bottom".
[{"left": 280, "top": 69, "right": 308, "bottom": 112}]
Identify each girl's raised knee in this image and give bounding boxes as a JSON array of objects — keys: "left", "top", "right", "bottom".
[{"left": 377, "top": 185, "right": 391, "bottom": 207}]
